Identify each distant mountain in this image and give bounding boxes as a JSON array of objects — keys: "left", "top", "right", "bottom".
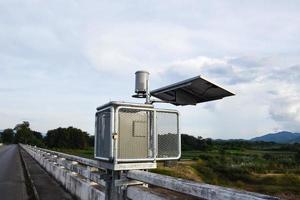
[
  {"left": 251, "top": 131, "right": 300, "bottom": 143},
  {"left": 290, "top": 136, "right": 300, "bottom": 143}
]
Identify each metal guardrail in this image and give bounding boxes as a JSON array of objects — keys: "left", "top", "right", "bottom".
[{"left": 20, "top": 145, "right": 280, "bottom": 200}]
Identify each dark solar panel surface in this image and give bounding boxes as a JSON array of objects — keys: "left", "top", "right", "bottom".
[{"left": 150, "top": 76, "right": 234, "bottom": 106}]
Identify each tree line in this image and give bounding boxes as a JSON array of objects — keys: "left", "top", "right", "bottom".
[
  {"left": 1, "top": 122, "right": 299, "bottom": 155},
  {"left": 181, "top": 134, "right": 213, "bottom": 151},
  {"left": 0, "top": 121, "right": 94, "bottom": 149},
  {"left": 0, "top": 124, "right": 220, "bottom": 150},
  {"left": 181, "top": 134, "right": 300, "bottom": 154}
]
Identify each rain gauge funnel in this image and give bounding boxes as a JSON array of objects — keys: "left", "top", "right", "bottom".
[
  {"left": 94, "top": 70, "right": 234, "bottom": 170},
  {"left": 132, "top": 71, "right": 149, "bottom": 98}
]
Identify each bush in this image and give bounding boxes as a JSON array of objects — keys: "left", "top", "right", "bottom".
[
  {"left": 14, "top": 122, "right": 45, "bottom": 147},
  {"left": 192, "top": 163, "right": 218, "bottom": 184},
  {"left": 295, "top": 151, "right": 300, "bottom": 163},
  {"left": 45, "top": 127, "right": 89, "bottom": 149},
  {"left": 1, "top": 129, "right": 14, "bottom": 144}
]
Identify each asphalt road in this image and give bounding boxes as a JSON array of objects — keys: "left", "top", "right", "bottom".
[{"left": 0, "top": 145, "right": 28, "bottom": 200}]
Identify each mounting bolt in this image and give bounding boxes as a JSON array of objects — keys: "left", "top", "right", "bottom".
[{"left": 112, "top": 133, "right": 118, "bottom": 140}]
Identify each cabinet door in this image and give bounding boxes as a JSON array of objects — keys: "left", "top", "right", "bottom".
[{"left": 118, "top": 108, "right": 153, "bottom": 160}]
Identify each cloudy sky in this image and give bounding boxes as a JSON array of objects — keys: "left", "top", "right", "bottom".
[{"left": 1, "top": 0, "right": 300, "bottom": 139}]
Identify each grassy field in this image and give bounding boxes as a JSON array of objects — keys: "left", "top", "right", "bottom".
[
  {"left": 51, "top": 147, "right": 94, "bottom": 159},
  {"left": 52, "top": 147, "right": 300, "bottom": 200},
  {"left": 153, "top": 149, "right": 300, "bottom": 200}
]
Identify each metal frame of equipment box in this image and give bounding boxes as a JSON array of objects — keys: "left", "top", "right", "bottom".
[
  {"left": 95, "top": 101, "right": 180, "bottom": 170},
  {"left": 94, "top": 71, "right": 234, "bottom": 170}
]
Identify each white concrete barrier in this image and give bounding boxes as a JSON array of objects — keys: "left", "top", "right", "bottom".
[
  {"left": 127, "top": 170, "right": 279, "bottom": 200},
  {"left": 20, "top": 145, "right": 280, "bottom": 200},
  {"left": 20, "top": 145, "right": 105, "bottom": 200}
]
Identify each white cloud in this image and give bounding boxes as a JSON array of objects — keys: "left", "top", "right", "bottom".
[
  {"left": 84, "top": 23, "right": 195, "bottom": 76},
  {"left": 150, "top": 55, "right": 300, "bottom": 138},
  {"left": 0, "top": 0, "right": 300, "bottom": 138},
  {"left": 268, "top": 83, "right": 300, "bottom": 131}
]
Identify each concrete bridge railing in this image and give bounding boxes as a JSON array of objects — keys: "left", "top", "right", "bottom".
[{"left": 20, "top": 144, "right": 279, "bottom": 200}]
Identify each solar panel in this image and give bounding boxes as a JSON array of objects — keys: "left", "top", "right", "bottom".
[{"left": 150, "top": 76, "right": 234, "bottom": 106}]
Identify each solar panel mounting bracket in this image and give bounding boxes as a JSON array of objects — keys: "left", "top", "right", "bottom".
[{"left": 132, "top": 71, "right": 234, "bottom": 106}]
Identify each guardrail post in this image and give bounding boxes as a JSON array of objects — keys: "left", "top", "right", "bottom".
[
  {"left": 105, "top": 170, "right": 120, "bottom": 200},
  {"left": 105, "top": 170, "right": 145, "bottom": 200}
]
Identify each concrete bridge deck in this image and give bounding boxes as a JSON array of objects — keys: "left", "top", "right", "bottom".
[
  {"left": 19, "top": 147, "right": 74, "bottom": 200},
  {"left": 0, "top": 145, "right": 74, "bottom": 200},
  {"left": 0, "top": 145, "right": 28, "bottom": 200}
]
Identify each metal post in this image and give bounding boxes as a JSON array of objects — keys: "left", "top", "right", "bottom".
[
  {"left": 105, "top": 170, "right": 124, "bottom": 200},
  {"left": 145, "top": 77, "right": 151, "bottom": 104},
  {"left": 145, "top": 91, "right": 151, "bottom": 104}
]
